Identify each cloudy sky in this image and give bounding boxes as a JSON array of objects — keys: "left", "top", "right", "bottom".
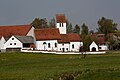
[{"left": 0, "top": 0, "right": 120, "bottom": 30}]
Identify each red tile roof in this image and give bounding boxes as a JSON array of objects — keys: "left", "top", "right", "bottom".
[
  {"left": 90, "top": 34, "right": 105, "bottom": 44},
  {"left": 56, "top": 14, "right": 66, "bottom": 23},
  {"left": 58, "top": 34, "right": 81, "bottom": 43},
  {"left": 0, "top": 25, "right": 32, "bottom": 38},
  {"left": 67, "top": 34, "right": 81, "bottom": 42},
  {"left": 58, "top": 34, "right": 70, "bottom": 43},
  {"left": 34, "top": 28, "right": 61, "bottom": 41}
]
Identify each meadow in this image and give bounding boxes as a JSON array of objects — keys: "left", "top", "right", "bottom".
[{"left": 0, "top": 52, "right": 120, "bottom": 80}]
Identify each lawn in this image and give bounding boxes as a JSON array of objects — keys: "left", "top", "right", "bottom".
[{"left": 0, "top": 52, "right": 120, "bottom": 80}]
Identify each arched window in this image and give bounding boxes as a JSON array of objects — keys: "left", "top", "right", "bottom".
[
  {"left": 43, "top": 42, "right": 47, "bottom": 45},
  {"left": 55, "top": 43, "right": 57, "bottom": 47},
  {"left": 48, "top": 43, "right": 51, "bottom": 48}
]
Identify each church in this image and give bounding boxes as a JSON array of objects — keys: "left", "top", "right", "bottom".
[{"left": 34, "top": 14, "right": 83, "bottom": 52}]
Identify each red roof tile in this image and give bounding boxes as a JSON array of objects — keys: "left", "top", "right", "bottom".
[
  {"left": 56, "top": 14, "right": 66, "bottom": 23},
  {"left": 90, "top": 34, "right": 105, "bottom": 44},
  {"left": 58, "top": 34, "right": 81, "bottom": 43},
  {"left": 34, "top": 28, "right": 61, "bottom": 41},
  {"left": 67, "top": 34, "right": 81, "bottom": 42},
  {"left": 0, "top": 25, "right": 32, "bottom": 38},
  {"left": 58, "top": 34, "right": 70, "bottom": 43}
]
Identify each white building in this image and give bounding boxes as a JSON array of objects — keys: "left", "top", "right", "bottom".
[
  {"left": 4, "top": 36, "right": 34, "bottom": 52},
  {"left": 34, "top": 14, "right": 83, "bottom": 52},
  {"left": 89, "top": 41, "right": 99, "bottom": 51},
  {"left": 0, "top": 25, "right": 35, "bottom": 52},
  {"left": 90, "top": 34, "right": 108, "bottom": 51},
  {"left": 34, "top": 28, "right": 61, "bottom": 51}
]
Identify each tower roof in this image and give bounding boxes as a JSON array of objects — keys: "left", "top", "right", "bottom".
[{"left": 56, "top": 14, "right": 66, "bottom": 23}]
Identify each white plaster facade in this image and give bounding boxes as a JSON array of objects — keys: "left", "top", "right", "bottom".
[
  {"left": 56, "top": 23, "right": 66, "bottom": 34},
  {"left": 27, "top": 26, "right": 35, "bottom": 38},
  {"left": 99, "top": 45, "right": 108, "bottom": 51},
  {"left": 0, "top": 36, "right": 6, "bottom": 50},
  {"left": 90, "top": 41, "right": 99, "bottom": 51},
  {"left": 36, "top": 40, "right": 58, "bottom": 51},
  {"left": 70, "top": 42, "right": 83, "bottom": 52},
  {"left": 4, "top": 36, "right": 23, "bottom": 49},
  {"left": 58, "top": 43, "right": 70, "bottom": 52}
]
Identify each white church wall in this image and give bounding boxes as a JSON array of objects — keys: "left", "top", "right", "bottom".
[{"left": 36, "top": 40, "right": 58, "bottom": 51}]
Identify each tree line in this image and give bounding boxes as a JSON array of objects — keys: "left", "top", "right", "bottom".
[{"left": 31, "top": 17, "right": 119, "bottom": 51}]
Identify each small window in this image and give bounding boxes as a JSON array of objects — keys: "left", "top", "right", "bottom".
[
  {"left": 59, "top": 23, "right": 61, "bottom": 27},
  {"left": 10, "top": 43, "right": 12, "bottom": 45},
  {"left": 14, "top": 43, "right": 16, "bottom": 45},
  {"left": 60, "top": 48, "right": 61, "bottom": 50},
  {"left": 66, "top": 48, "right": 68, "bottom": 51},
  {"left": 99, "top": 47, "right": 101, "bottom": 49},
  {"left": 55, "top": 43, "right": 57, "bottom": 47},
  {"left": 72, "top": 44, "right": 74, "bottom": 49},
  {"left": 62, "top": 23, "right": 64, "bottom": 27},
  {"left": 12, "top": 38, "right": 14, "bottom": 40},
  {"left": 48, "top": 43, "right": 50, "bottom": 48},
  {"left": 62, "top": 44, "right": 64, "bottom": 46}
]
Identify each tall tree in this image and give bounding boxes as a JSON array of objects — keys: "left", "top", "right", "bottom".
[
  {"left": 81, "top": 23, "right": 89, "bottom": 39},
  {"left": 40, "top": 18, "right": 48, "bottom": 28},
  {"left": 66, "top": 19, "right": 73, "bottom": 33},
  {"left": 83, "top": 35, "right": 93, "bottom": 51},
  {"left": 97, "top": 17, "right": 117, "bottom": 41},
  {"left": 31, "top": 18, "right": 42, "bottom": 29},
  {"left": 67, "top": 23, "right": 73, "bottom": 33},
  {"left": 73, "top": 24, "right": 80, "bottom": 34},
  {"left": 49, "top": 18, "right": 56, "bottom": 28},
  {"left": 31, "top": 18, "right": 48, "bottom": 29}
]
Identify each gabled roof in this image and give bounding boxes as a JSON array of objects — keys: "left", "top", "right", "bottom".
[
  {"left": 14, "top": 36, "right": 34, "bottom": 44},
  {"left": 34, "top": 28, "right": 61, "bottom": 41},
  {"left": 90, "top": 34, "right": 105, "bottom": 44},
  {"left": 56, "top": 14, "right": 66, "bottom": 23},
  {"left": 58, "top": 33, "right": 81, "bottom": 43},
  {"left": 0, "top": 25, "right": 32, "bottom": 38}
]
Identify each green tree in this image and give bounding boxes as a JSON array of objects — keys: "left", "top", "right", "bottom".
[
  {"left": 66, "top": 19, "right": 73, "bottom": 33},
  {"left": 83, "top": 35, "right": 93, "bottom": 51},
  {"left": 73, "top": 24, "right": 80, "bottom": 34},
  {"left": 40, "top": 18, "right": 48, "bottom": 28},
  {"left": 67, "top": 23, "right": 73, "bottom": 33},
  {"left": 49, "top": 18, "right": 56, "bottom": 28},
  {"left": 81, "top": 23, "right": 89, "bottom": 39},
  {"left": 97, "top": 17, "right": 117, "bottom": 41},
  {"left": 31, "top": 18, "right": 48, "bottom": 29},
  {"left": 31, "top": 18, "right": 42, "bottom": 29}
]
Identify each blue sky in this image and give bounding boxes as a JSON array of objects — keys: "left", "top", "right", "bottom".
[{"left": 0, "top": 0, "right": 120, "bottom": 30}]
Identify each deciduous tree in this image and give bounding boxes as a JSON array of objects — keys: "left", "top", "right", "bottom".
[{"left": 97, "top": 17, "right": 117, "bottom": 41}]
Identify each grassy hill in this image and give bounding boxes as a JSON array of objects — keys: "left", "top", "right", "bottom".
[{"left": 0, "top": 52, "right": 120, "bottom": 80}]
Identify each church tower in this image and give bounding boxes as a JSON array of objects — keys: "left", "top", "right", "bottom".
[{"left": 56, "top": 14, "right": 67, "bottom": 34}]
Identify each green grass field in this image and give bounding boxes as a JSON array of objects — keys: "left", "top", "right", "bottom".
[{"left": 0, "top": 52, "right": 120, "bottom": 80}]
